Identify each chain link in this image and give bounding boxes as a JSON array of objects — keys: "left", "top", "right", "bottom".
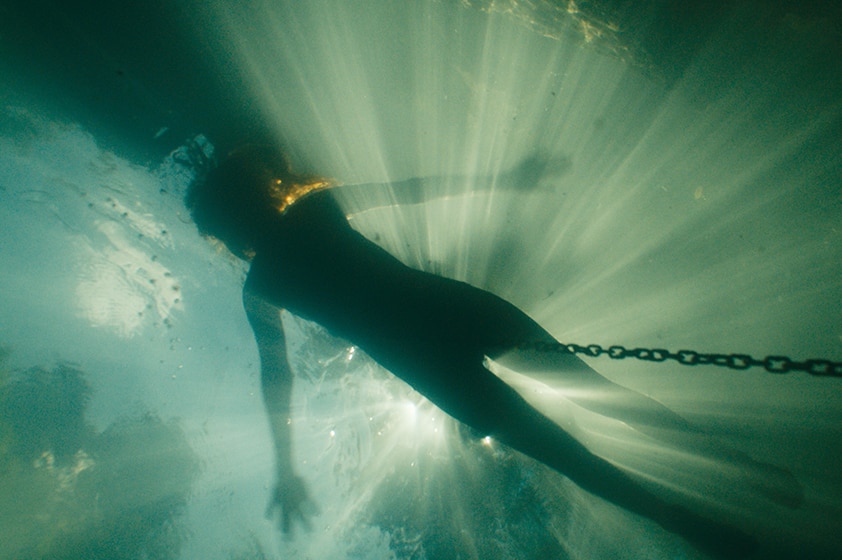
[{"left": 514, "top": 342, "right": 842, "bottom": 377}]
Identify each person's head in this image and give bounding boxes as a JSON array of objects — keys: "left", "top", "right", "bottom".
[{"left": 186, "top": 145, "right": 323, "bottom": 259}]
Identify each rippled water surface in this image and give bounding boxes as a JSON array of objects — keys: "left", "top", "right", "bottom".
[{"left": 1, "top": 1, "right": 841, "bottom": 558}]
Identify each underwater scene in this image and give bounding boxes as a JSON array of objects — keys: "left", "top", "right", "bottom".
[{"left": 1, "top": 1, "right": 841, "bottom": 559}]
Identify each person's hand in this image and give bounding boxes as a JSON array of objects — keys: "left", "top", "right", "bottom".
[
  {"left": 266, "top": 474, "right": 319, "bottom": 535},
  {"left": 501, "top": 152, "right": 571, "bottom": 191}
]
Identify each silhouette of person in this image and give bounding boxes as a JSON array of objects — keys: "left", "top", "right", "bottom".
[{"left": 186, "top": 145, "right": 767, "bottom": 557}]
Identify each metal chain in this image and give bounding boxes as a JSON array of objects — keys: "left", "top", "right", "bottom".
[{"left": 514, "top": 342, "right": 842, "bottom": 377}]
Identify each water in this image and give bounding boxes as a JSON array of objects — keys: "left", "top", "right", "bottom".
[{"left": 1, "top": 1, "right": 841, "bottom": 558}]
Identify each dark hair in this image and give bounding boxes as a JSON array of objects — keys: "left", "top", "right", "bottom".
[{"left": 185, "top": 145, "right": 298, "bottom": 259}]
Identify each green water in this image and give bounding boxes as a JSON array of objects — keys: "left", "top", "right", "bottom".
[{"left": 1, "top": 1, "right": 840, "bottom": 558}]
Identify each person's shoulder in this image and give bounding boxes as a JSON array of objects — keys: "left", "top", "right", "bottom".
[{"left": 288, "top": 188, "right": 344, "bottom": 216}]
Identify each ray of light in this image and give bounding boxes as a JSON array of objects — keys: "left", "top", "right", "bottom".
[{"left": 178, "top": 0, "right": 842, "bottom": 556}]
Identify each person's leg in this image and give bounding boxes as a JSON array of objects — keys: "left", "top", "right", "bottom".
[
  {"left": 487, "top": 339, "right": 803, "bottom": 508},
  {"left": 425, "top": 361, "right": 757, "bottom": 559},
  {"left": 493, "top": 344, "right": 699, "bottom": 431},
  {"left": 466, "top": 289, "right": 697, "bottom": 437}
]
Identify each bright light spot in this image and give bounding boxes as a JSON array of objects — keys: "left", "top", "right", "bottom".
[
  {"left": 693, "top": 185, "right": 705, "bottom": 200},
  {"left": 482, "top": 436, "right": 493, "bottom": 446},
  {"left": 329, "top": 429, "right": 336, "bottom": 438},
  {"left": 401, "top": 400, "right": 418, "bottom": 423},
  {"left": 75, "top": 219, "right": 181, "bottom": 338}
]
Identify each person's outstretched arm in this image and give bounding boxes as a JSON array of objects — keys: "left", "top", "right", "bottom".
[
  {"left": 243, "top": 285, "right": 317, "bottom": 534},
  {"left": 334, "top": 152, "right": 566, "bottom": 210}
]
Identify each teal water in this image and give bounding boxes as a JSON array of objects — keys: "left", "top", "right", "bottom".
[{"left": 1, "top": 1, "right": 841, "bottom": 559}]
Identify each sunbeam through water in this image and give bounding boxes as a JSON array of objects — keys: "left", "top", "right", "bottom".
[{"left": 1, "top": 1, "right": 841, "bottom": 559}]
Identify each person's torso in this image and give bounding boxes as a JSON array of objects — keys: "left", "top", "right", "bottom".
[
  {"left": 247, "top": 191, "right": 423, "bottom": 344},
  {"left": 246, "top": 190, "right": 528, "bottom": 374}
]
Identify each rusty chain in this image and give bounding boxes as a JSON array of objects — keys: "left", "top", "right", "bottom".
[{"left": 514, "top": 342, "right": 842, "bottom": 377}]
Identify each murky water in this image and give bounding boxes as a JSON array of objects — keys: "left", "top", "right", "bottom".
[{"left": 1, "top": 1, "right": 841, "bottom": 559}]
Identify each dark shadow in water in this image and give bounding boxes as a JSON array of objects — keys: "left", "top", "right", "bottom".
[{"left": 0, "top": 354, "right": 200, "bottom": 560}]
